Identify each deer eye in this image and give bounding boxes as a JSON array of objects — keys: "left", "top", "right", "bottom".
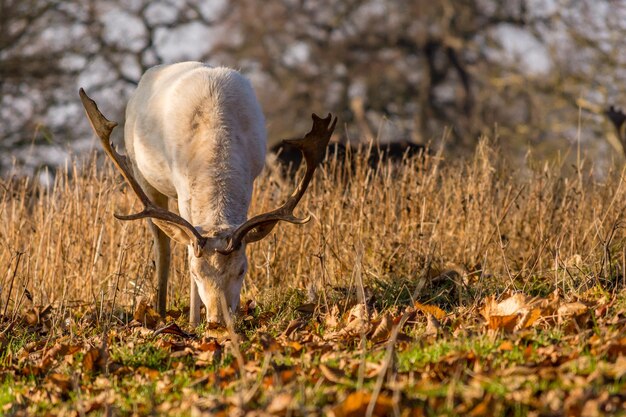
[{"left": 239, "top": 268, "right": 245, "bottom": 277}]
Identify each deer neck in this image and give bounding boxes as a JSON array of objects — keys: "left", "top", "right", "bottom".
[{"left": 175, "top": 132, "right": 253, "bottom": 233}]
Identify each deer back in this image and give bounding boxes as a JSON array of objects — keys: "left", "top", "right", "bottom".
[{"left": 123, "top": 62, "right": 267, "bottom": 229}]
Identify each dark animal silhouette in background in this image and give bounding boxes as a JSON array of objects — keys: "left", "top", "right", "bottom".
[
  {"left": 270, "top": 140, "right": 425, "bottom": 176},
  {"left": 605, "top": 105, "right": 626, "bottom": 158}
]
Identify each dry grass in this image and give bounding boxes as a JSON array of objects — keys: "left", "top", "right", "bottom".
[
  {"left": 2, "top": 140, "right": 626, "bottom": 416},
  {"left": 2, "top": 140, "right": 625, "bottom": 315}
]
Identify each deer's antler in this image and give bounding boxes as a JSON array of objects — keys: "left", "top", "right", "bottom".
[
  {"left": 79, "top": 89, "right": 207, "bottom": 251},
  {"left": 219, "top": 113, "right": 337, "bottom": 254}
]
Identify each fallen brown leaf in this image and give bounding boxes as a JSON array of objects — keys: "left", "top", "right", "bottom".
[
  {"left": 557, "top": 302, "right": 588, "bottom": 321},
  {"left": 82, "top": 347, "right": 101, "bottom": 374},
  {"left": 45, "top": 373, "right": 72, "bottom": 394},
  {"left": 606, "top": 337, "right": 626, "bottom": 360},
  {"left": 370, "top": 313, "right": 393, "bottom": 343},
  {"left": 330, "top": 391, "right": 394, "bottom": 417},
  {"left": 278, "top": 368, "right": 297, "bottom": 384},
  {"left": 136, "top": 366, "right": 160, "bottom": 380},
  {"left": 320, "top": 363, "right": 349, "bottom": 384},
  {"left": 242, "top": 299, "right": 257, "bottom": 316},
  {"left": 325, "top": 305, "right": 341, "bottom": 330},
  {"left": 170, "top": 348, "right": 192, "bottom": 358},
  {"left": 197, "top": 339, "right": 221, "bottom": 352},
  {"left": 518, "top": 307, "right": 543, "bottom": 329},
  {"left": 606, "top": 355, "right": 626, "bottom": 379},
  {"left": 23, "top": 304, "right": 53, "bottom": 326},
  {"left": 259, "top": 332, "right": 279, "bottom": 352},
  {"left": 469, "top": 396, "right": 491, "bottom": 417},
  {"left": 153, "top": 322, "right": 195, "bottom": 339},
  {"left": 295, "top": 302, "right": 316, "bottom": 315},
  {"left": 267, "top": 392, "right": 293, "bottom": 415},
  {"left": 282, "top": 319, "right": 306, "bottom": 339},
  {"left": 498, "top": 340, "right": 514, "bottom": 351},
  {"left": 195, "top": 349, "right": 220, "bottom": 367},
  {"left": 325, "top": 304, "right": 370, "bottom": 340},
  {"left": 40, "top": 343, "right": 81, "bottom": 370},
  {"left": 133, "top": 297, "right": 161, "bottom": 329},
  {"left": 285, "top": 340, "right": 303, "bottom": 353},
  {"left": 414, "top": 302, "right": 446, "bottom": 320},
  {"left": 481, "top": 293, "right": 537, "bottom": 332},
  {"left": 203, "top": 325, "right": 229, "bottom": 340},
  {"left": 425, "top": 314, "right": 443, "bottom": 337},
  {"left": 166, "top": 308, "right": 182, "bottom": 319}
]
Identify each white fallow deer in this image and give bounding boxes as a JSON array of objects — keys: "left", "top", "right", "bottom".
[{"left": 79, "top": 62, "right": 336, "bottom": 326}]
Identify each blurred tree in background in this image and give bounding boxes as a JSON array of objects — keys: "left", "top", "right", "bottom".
[{"left": 1, "top": 0, "right": 625, "bottom": 174}]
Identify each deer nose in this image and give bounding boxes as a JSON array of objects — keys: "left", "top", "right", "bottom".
[
  {"left": 206, "top": 319, "right": 224, "bottom": 328},
  {"left": 205, "top": 307, "right": 223, "bottom": 326},
  {"left": 205, "top": 305, "right": 238, "bottom": 326}
]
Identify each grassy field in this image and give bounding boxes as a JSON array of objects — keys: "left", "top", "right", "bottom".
[{"left": 1, "top": 141, "right": 626, "bottom": 416}]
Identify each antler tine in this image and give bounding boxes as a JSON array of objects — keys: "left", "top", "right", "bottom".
[
  {"left": 79, "top": 88, "right": 206, "bottom": 245},
  {"left": 220, "top": 113, "right": 337, "bottom": 255}
]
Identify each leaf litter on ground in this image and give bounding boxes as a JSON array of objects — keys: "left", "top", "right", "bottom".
[{"left": 1, "top": 289, "right": 626, "bottom": 416}]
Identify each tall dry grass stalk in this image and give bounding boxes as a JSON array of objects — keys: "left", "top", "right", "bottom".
[{"left": 2, "top": 140, "right": 625, "bottom": 316}]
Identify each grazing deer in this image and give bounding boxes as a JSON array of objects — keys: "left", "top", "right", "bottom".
[
  {"left": 79, "top": 62, "right": 336, "bottom": 326},
  {"left": 270, "top": 139, "right": 425, "bottom": 176},
  {"left": 605, "top": 105, "right": 626, "bottom": 158}
]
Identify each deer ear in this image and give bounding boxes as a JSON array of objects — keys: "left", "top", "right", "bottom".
[
  {"left": 152, "top": 219, "right": 194, "bottom": 245},
  {"left": 153, "top": 219, "right": 209, "bottom": 258}
]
